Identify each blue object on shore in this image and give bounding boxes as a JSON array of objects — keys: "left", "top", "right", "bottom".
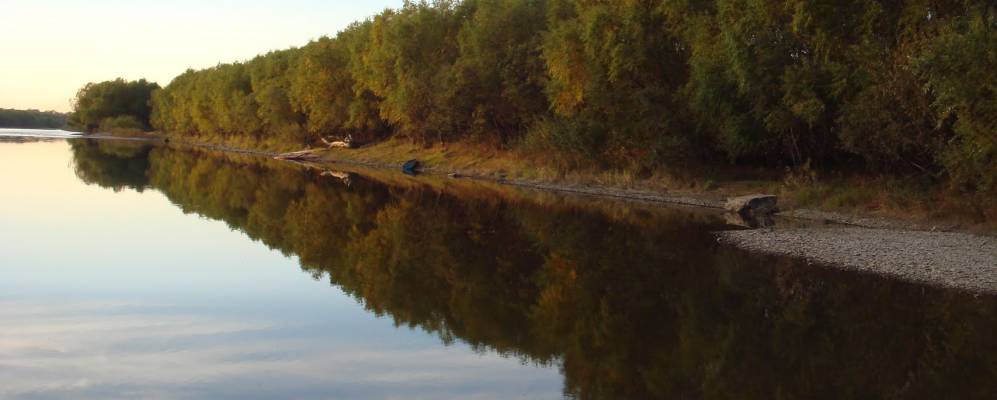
[{"left": 403, "top": 159, "right": 420, "bottom": 175}]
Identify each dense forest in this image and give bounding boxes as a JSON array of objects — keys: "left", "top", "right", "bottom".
[
  {"left": 0, "top": 108, "right": 68, "bottom": 129},
  {"left": 71, "top": 140, "right": 997, "bottom": 399},
  {"left": 69, "top": 78, "right": 160, "bottom": 132},
  {"left": 74, "top": 0, "right": 994, "bottom": 192}
]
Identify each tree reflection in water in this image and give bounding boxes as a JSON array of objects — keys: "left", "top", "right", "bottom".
[{"left": 71, "top": 139, "right": 997, "bottom": 400}]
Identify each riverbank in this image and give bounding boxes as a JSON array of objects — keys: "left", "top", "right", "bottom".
[
  {"left": 54, "top": 131, "right": 997, "bottom": 294},
  {"left": 300, "top": 138, "right": 995, "bottom": 235},
  {"left": 81, "top": 131, "right": 995, "bottom": 235},
  {"left": 171, "top": 134, "right": 997, "bottom": 294},
  {"left": 167, "top": 135, "right": 997, "bottom": 295}
]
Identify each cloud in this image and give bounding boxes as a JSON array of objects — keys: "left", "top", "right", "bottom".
[{"left": 0, "top": 300, "right": 561, "bottom": 399}]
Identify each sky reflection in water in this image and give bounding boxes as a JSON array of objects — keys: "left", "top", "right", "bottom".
[{"left": 0, "top": 138, "right": 561, "bottom": 399}]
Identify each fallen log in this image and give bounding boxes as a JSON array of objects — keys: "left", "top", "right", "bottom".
[
  {"left": 274, "top": 150, "right": 321, "bottom": 161},
  {"left": 321, "top": 170, "right": 354, "bottom": 186},
  {"left": 321, "top": 134, "right": 362, "bottom": 149},
  {"left": 321, "top": 170, "right": 352, "bottom": 180},
  {"left": 321, "top": 138, "right": 351, "bottom": 148}
]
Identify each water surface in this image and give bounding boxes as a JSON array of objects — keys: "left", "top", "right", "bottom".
[{"left": 1, "top": 129, "right": 995, "bottom": 399}]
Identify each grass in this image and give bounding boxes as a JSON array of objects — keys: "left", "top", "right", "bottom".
[
  {"left": 139, "top": 131, "right": 995, "bottom": 234},
  {"left": 316, "top": 138, "right": 718, "bottom": 196},
  {"left": 309, "top": 137, "right": 996, "bottom": 234},
  {"left": 782, "top": 175, "right": 996, "bottom": 232}
]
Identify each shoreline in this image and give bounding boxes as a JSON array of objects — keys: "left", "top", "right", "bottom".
[
  {"left": 718, "top": 228, "right": 997, "bottom": 294},
  {"left": 59, "top": 133, "right": 997, "bottom": 294},
  {"left": 71, "top": 133, "right": 986, "bottom": 234}
]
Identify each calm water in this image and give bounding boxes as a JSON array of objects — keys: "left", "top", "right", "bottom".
[{"left": 1, "top": 129, "right": 995, "bottom": 399}]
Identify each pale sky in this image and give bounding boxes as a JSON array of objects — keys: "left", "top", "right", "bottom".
[{"left": 0, "top": 0, "right": 406, "bottom": 112}]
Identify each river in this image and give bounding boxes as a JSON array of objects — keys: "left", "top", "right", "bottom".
[{"left": 1, "top": 129, "right": 994, "bottom": 399}]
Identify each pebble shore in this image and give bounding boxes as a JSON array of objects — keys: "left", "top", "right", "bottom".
[{"left": 717, "top": 227, "right": 997, "bottom": 293}]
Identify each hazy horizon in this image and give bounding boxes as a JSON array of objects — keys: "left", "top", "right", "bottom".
[{"left": 0, "top": 0, "right": 405, "bottom": 112}]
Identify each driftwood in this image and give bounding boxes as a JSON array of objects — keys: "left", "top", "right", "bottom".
[
  {"left": 274, "top": 150, "right": 321, "bottom": 162},
  {"left": 321, "top": 170, "right": 354, "bottom": 186},
  {"left": 321, "top": 138, "right": 351, "bottom": 148},
  {"left": 724, "top": 194, "right": 778, "bottom": 229},
  {"left": 321, "top": 134, "right": 362, "bottom": 149},
  {"left": 321, "top": 170, "right": 352, "bottom": 180}
]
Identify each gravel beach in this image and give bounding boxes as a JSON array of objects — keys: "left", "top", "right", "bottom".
[{"left": 717, "top": 227, "right": 997, "bottom": 293}]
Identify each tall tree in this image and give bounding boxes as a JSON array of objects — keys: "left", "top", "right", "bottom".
[{"left": 70, "top": 78, "right": 159, "bottom": 132}]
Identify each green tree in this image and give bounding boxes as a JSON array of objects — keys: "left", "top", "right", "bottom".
[
  {"left": 248, "top": 49, "right": 308, "bottom": 144},
  {"left": 69, "top": 78, "right": 159, "bottom": 132},
  {"left": 916, "top": 5, "right": 996, "bottom": 191},
  {"left": 534, "top": 0, "right": 692, "bottom": 167},
  {"left": 353, "top": 0, "right": 469, "bottom": 144},
  {"left": 452, "top": 0, "right": 550, "bottom": 144},
  {"left": 289, "top": 25, "right": 388, "bottom": 144},
  {"left": 0, "top": 108, "right": 68, "bottom": 129}
]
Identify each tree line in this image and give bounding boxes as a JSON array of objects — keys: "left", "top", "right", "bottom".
[
  {"left": 0, "top": 108, "right": 68, "bottom": 129},
  {"left": 76, "top": 0, "right": 995, "bottom": 192}
]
